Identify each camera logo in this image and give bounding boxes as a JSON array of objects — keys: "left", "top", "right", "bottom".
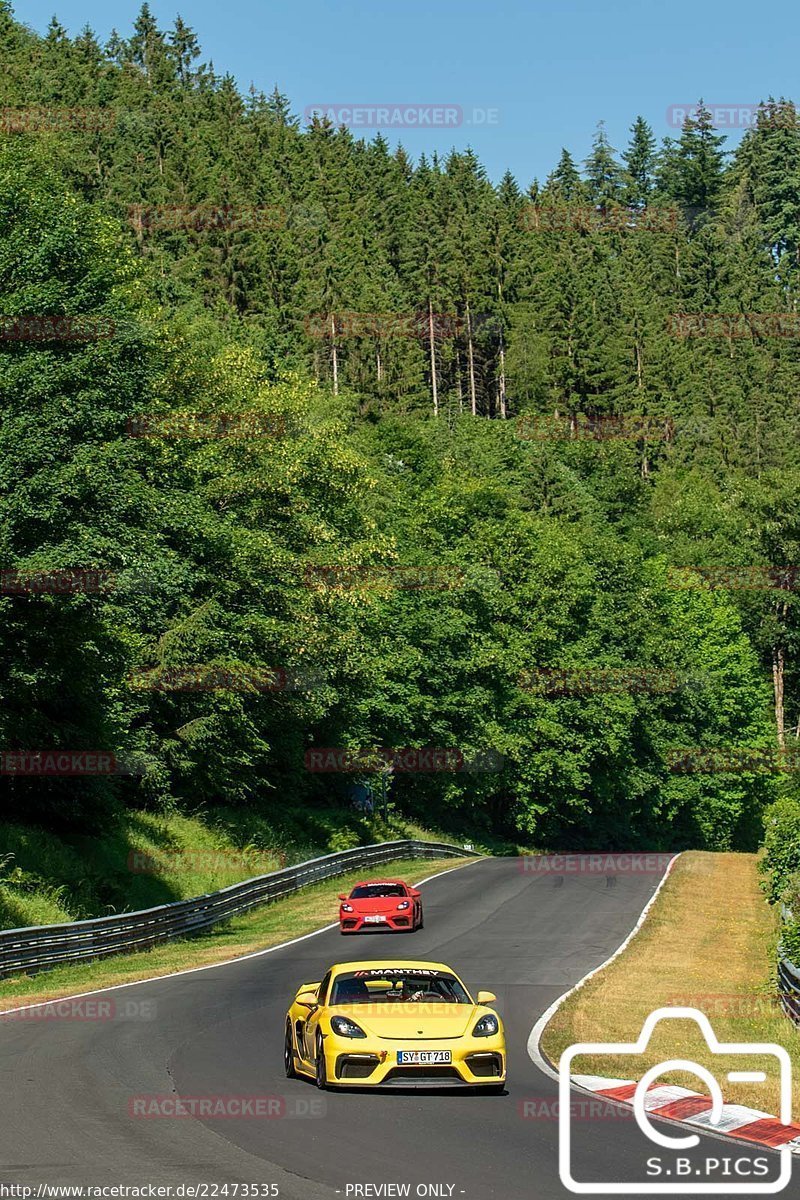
[{"left": 559, "top": 1007, "right": 792, "bottom": 1194}]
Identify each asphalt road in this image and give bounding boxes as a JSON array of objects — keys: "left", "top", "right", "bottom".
[{"left": 2, "top": 856, "right": 795, "bottom": 1199}]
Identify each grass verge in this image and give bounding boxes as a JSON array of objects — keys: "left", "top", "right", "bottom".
[
  {"left": 541, "top": 851, "right": 796, "bottom": 1114},
  {"left": 0, "top": 854, "right": 476, "bottom": 1010},
  {"left": 0, "top": 801, "right": 466, "bottom": 927}
]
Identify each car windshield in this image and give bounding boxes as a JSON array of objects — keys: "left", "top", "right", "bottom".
[
  {"left": 350, "top": 884, "right": 406, "bottom": 898},
  {"left": 330, "top": 968, "right": 470, "bottom": 1005}
]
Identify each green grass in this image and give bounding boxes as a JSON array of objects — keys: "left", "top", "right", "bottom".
[
  {"left": 0, "top": 854, "right": 477, "bottom": 1009},
  {"left": 0, "top": 800, "right": 464, "bottom": 929}
]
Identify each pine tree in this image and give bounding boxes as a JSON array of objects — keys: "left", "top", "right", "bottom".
[
  {"left": 729, "top": 99, "right": 800, "bottom": 272},
  {"left": 168, "top": 16, "right": 200, "bottom": 85},
  {"left": 545, "top": 149, "right": 583, "bottom": 200},
  {"left": 128, "top": 3, "right": 173, "bottom": 88},
  {"left": 658, "top": 101, "right": 727, "bottom": 218},
  {"left": 105, "top": 29, "right": 125, "bottom": 64},
  {"left": 265, "top": 85, "right": 295, "bottom": 126},
  {"left": 623, "top": 116, "right": 657, "bottom": 207},
  {"left": 584, "top": 122, "right": 624, "bottom": 206}
]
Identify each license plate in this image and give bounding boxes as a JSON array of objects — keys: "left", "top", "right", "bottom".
[
  {"left": 364, "top": 915, "right": 386, "bottom": 923},
  {"left": 397, "top": 1050, "right": 452, "bottom": 1064}
]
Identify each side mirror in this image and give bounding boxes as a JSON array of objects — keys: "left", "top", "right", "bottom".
[
  {"left": 338, "top": 894, "right": 347, "bottom": 901},
  {"left": 476, "top": 990, "right": 497, "bottom": 1005},
  {"left": 410, "top": 889, "right": 421, "bottom": 898},
  {"left": 296, "top": 990, "right": 318, "bottom": 1009}
]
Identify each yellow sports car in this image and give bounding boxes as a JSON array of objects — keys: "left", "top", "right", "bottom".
[{"left": 284, "top": 959, "right": 506, "bottom": 1091}]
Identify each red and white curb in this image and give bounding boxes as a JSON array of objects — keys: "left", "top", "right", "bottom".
[{"left": 573, "top": 1074, "right": 800, "bottom": 1153}]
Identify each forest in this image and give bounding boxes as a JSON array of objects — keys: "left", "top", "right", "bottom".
[{"left": 2, "top": 1, "right": 800, "bottom": 852}]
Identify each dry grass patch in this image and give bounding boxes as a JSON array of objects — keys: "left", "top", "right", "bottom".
[{"left": 541, "top": 851, "right": 797, "bottom": 1114}]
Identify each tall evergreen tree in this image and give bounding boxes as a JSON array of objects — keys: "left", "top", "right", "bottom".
[
  {"left": 545, "top": 148, "right": 584, "bottom": 200},
  {"left": 658, "top": 101, "right": 727, "bottom": 217},
  {"left": 168, "top": 16, "right": 200, "bottom": 85},
  {"left": 584, "top": 121, "right": 624, "bottom": 206},
  {"left": 729, "top": 99, "right": 800, "bottom": 272},
  {"left": 623, "top": 115, "right": 657, "bottom": 207}
]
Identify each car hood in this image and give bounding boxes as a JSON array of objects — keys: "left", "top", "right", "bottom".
[
  {"left": 344, "top": 898, "right": 408, "bottom": 913},
  {"left": 331, "top": 1003, "right": 482, "bottom": 1039}
]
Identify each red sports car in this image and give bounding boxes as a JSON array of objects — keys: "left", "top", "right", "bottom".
[{"left": 338, "top": 879, "right": 423, "bottom": 933}]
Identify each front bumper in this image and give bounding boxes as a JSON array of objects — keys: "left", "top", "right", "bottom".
[
  {"left": 339, "top": 913, "right": 414, "bottom": 932},
  {"left": 324, "top": 1035, "right": 506, "bottom": 1088}
]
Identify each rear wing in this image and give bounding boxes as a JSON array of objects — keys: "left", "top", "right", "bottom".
[{"left": 296, "top": 980, "right": 320, "bottom": 995}]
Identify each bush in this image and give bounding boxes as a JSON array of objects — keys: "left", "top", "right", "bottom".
[
  {"left": 760, "top": 796, "right": 800, "bottom": 905},
  {"left": 781, "top": 920, "right": 800, "bottom": 966}
]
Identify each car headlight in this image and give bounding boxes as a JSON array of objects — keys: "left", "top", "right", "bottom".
[
  {"left": 341, "top": 903, "right": 354, "bottom": 912},
  {"left": 472, "top": 1013, "right": 499, "bottom": 1037},
  {"left": 397, "top": 900, "right": 410, "bottom": 910},
  {"left": 330, "top": 1015, "right": 367, "bottom": 1038}
]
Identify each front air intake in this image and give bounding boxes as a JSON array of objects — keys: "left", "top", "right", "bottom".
[{"left": 335, "top": 1053, "right": 380, "bottom": 1079}]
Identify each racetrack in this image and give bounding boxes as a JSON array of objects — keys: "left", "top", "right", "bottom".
[{"left": 2, "top": 856, "right": 792, "bottom": 1199}]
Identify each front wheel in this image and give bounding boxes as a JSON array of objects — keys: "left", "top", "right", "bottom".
[
  {"left": 417, "top": 908, "right": 424, "bottom": 930},
  {"left": 315, "top": 1033, "right": 328, "bottom": 1090},
  {"left": 284, "top": 1022, "right": 298, "bottom": 1079}
]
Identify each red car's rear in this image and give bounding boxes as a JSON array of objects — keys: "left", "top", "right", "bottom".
[{"left": 338, "top": 879, "right": 423, "bottom": 933}]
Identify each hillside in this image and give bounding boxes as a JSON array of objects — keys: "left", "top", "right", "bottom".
[{"left": 1, "top": 4, "right": 799, "bottom": 868}]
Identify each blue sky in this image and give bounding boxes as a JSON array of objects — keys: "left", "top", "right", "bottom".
[{"left": 16, "top": 0, "right": 799, "bottom": 185}]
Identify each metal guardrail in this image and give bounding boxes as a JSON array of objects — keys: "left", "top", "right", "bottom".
[
  {"left": 0, "top": 838, "right": 472, "bottom": 980},
  {"left": 776, "top": 903, "right": 800, "bottom": 1025},
  {"left": 777, "top": 953, "right": 800, "bottom": 1024}
]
